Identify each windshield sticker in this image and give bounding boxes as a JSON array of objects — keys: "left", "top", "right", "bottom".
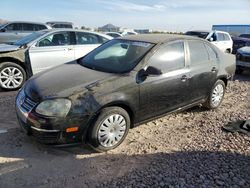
[{"left": 131, "top": 42, "right": 151, "bottom": 48}]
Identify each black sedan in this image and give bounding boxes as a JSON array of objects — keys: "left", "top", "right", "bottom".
[{"left": 16, "top": 34, "right": 236, "bottom": 152}]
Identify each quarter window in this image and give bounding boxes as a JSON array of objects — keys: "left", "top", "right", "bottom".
[
  {"left": 148, "top": 42, "right": 185, "bottom": 73},
  {"left": 38, "top": 32, "right": 71, "bottom": 47},
  {"left": 188, "top": 41, "right": 209, "bottom": 65},
  {"left": 76, "top": 32, "right": 100, "bottom": 45}
]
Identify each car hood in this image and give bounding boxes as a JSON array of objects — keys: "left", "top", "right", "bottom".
[
  {"left": 24, "top": 61, "right": 116, "bottom": 101},
  {"left": 237, "top": 46, "right": 250, "bottom": 54},
  {"left": 0, "top": 44, "right": 20, "bottom": 52}
]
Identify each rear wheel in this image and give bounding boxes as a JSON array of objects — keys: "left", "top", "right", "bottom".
[
  {"left": 203, "top": 80, "right": 225, "bottom": 109},
  {"left": 0, "top": 62, "right": 26, "bottom": 90},
  {"left": 88, "top": 107, "right": 130, "bottom": 152}
]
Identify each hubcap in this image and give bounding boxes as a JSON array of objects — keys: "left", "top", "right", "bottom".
[
  {"left": 211, "top": 84, "right": 224, "bottom": 107},
  {"left": 98, "top": 114, "right": 126, "bottom": 148},
  {"left": 0, "top": 67, "right": 23, "bottom": 89}
]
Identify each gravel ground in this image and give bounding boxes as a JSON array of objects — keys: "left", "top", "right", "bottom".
[{"left": 0, "top": 75, "right": 249, "bottom": 188}]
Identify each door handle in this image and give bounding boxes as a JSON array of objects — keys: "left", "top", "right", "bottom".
[
  {"left": 211, "top": 67, "right": 217, "bottom": 73},
  {"left": 181, "top": 75, "right": 189, "bottom": 82},
  {"left": 67, "top": 47, "right": 74, "bottom": 51}
]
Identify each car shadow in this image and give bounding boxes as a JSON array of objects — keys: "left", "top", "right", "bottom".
[{"left": 0, "top": 129, "right": 249, "bottom": 187}]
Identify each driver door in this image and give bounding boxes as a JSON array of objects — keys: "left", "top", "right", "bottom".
[
  {"left": 138, "top": 41, "right": 191, "bottom": 121},
  {"left": 28, "top": 31, "right": 75, "bottom": 74}
]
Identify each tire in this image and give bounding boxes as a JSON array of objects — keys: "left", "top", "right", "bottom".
[
  {"left": 87, "top": 107, "right": 130, "bottom": 152},
  {"left": 203, "top": 80, "right": 226, "bottom": 109},
  {"left": 0, "top": 62, "right": 26, "bottom": 91}
]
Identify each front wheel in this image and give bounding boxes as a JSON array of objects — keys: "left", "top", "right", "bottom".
[
  {"left": 87, "top": 107, "right": 130, "bottom": 152},
  {"left": 0, "top": 62, "right": 26, "bottom": 90},
  {"left": 203, "top": 80, "right": 226, "bottom": 109}
]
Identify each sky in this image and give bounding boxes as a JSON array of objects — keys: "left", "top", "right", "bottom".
[{"left": 1, "top": 0, "right": 250, "bottom": 32}]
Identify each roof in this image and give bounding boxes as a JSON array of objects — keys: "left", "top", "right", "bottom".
[
  {"left": 41, "top": 29, "right": 113, "bottom": 39},
  {"left": 46, "top": 21, "right": 73, "bottom": 25},
  {"left": 4, "top": 21, "right": 47, "bottom": 25},
  {"left": 121, "top": 34, "right": 199, "bottom": 44}
]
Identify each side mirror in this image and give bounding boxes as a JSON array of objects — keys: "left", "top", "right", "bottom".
[
  {"left": 145, "top": 66, "right": 162, "bottom": 76},
  {"left": 208, "top": 37, "right": 214, "bottom": 42}
]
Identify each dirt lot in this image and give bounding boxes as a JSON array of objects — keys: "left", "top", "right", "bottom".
[{"left": 0, "top": 73, "right": 249, "bottom": 188}]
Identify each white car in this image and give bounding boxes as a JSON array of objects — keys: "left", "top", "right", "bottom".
[
  {"left": 0, "top": 29, "right": 113, "bottom": 90},
  {"left": 185, "top": 30, "right": 233, "bottom": 53}
]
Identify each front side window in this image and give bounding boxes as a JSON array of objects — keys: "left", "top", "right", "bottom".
[
  {"left": 79, "top": 39, "right": 154, "bottom": 73},
  {"left": 76, "top": 32, "right": 100, "bottom": 45},
  {"left": 148, "top": 42, "right": 185, "bottom": 73},
  {"left": 38, "top": 32, "right": 71, "bottom": 47},
  {"left": 188, "top": 41, "right": 209, "bottom": 65},
  {"left": 5, "top": 23, "right": 22, "bottom": 31}
]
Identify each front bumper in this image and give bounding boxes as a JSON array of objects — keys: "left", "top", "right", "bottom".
[{"left": 15, "top": 91, "right": 89, "bottom": 144}]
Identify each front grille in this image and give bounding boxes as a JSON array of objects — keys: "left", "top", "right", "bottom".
[
  {"left": 16, "top": 90, "right": 37, "bottom": 112},
  {"left": 237, "top": 54, "right": 250, "bottom": 62}
]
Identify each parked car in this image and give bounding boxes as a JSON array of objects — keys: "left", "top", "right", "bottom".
[
  {"left": 231, "top": 34, "right": 250, "bottom": 54},
  {"left": 0, "top": 21, "right": 51, "bottom": 44},
  {"left": 16, "top": 34, "right": 235, "bottom": 152},
  {"left": 105, "top": 32, "right": 123, "bottom": 38},
  {"left": 235, "top": 46, "right": 250, "bottom": 74},
  {"left": 46, "top": 22, "right": 73, "bottom": 29},
  {"left": 185, "top": 30, "right": 233, "bottom": 53},
  {"left": 0, "top": 29, "right": 112, "bottom": 90}
]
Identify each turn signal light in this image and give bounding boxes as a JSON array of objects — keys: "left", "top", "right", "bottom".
[{"left": 66, "top": 127, "right": 79, "bottom": 133}]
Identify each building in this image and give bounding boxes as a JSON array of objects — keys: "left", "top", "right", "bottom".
[
  {"left": 212, "top": 25, "right": 250, "bottom": 36},
  {"left": 98, "top": 24, "right": 120, "bottom": 32}
]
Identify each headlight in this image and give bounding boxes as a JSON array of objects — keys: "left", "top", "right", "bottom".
[{"left": 35, "top": 99, "right": 71, "bottom": 117}]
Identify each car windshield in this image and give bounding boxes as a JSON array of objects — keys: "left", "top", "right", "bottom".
[
  {"left": 239, "top": 34, "right": 250, "bottom": 39},
  {"left": 14, "top": 31, "right": 48, "bottom": 46},
  {"left": 185, "top": 31, "right": 209, "bottom": 39},
  {"left": 79, "top": 39, "right": 154, "bottom": 73}
]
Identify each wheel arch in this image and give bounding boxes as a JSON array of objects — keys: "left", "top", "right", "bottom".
[
  {"left": 0, "top": 57, "right": 26, "bottom": 76},
  {"left": 217, "top": 76, "right": 228, "bottom": 86}
]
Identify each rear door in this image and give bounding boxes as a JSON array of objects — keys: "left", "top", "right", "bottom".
[
  {"left": 29, "top": 31, "right": 75, "bottom": 74},
  {"left": 138, "top": 41, "right": 191, "bottom": 121},
  {"left": 187, "top": 40, "right": 218, "bottom": 103},
  {"left": 74, "top": 32, "right": 108, "bottom": 59}
]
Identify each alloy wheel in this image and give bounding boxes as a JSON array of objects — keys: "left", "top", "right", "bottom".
[{"left": 0, "top": 67, "right": 24, "bottom": 89}]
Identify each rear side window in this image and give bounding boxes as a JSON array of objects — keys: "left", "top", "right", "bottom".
[
  {"left": 23, "top": 23, "right": 35, "bottom": 31},
  {"left": 34, "top": 24, "right": 47, "bottom": 31},
  {"left": 76, "top": 32, "right": 100, "bottom": 45},
  {"left": 188, "top": 41, "right": 209, "bottom": 65},
  {"left": 223, "top": 34, "right": 230, "bottom": 41},
  {"left": 217, "top": 33, "right": 225, "bottom": 41},
  {"left": 148, "top": 42, "right": 185, "bottom": 73},
  {"left": 204, "top": 44, "right": 217, "bottom": 61}
]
